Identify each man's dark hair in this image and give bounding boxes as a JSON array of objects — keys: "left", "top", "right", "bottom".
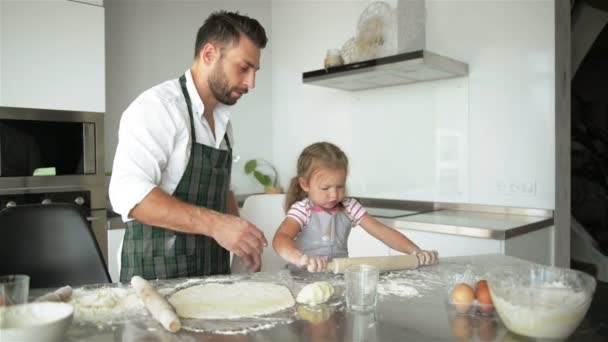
[{"left": 194, "top": 10, "right": 268, "bottom": 58}]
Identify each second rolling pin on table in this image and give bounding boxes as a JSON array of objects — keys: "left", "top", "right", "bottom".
[{"left": 131, "top": 276, "right": 181, "bottom": 333}]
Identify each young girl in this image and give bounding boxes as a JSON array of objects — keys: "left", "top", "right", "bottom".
[{"left": 272, "top": 142, "right": 438, "bottom": 272}]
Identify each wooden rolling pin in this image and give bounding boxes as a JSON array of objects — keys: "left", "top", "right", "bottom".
[
  {"left": 34, "top": 285, "right": 73, "bottom": 302},
  {"left": 326, "top": 255, "right": 419, "bottom": 274},
  {"left": 131, "top": 276, "right": 181, "bottom": 333}
]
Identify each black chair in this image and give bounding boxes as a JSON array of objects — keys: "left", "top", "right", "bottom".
[{"left": 0, "top": 203, "right": 111, "bottom": 288}]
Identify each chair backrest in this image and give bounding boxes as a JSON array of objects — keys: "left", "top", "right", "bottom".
[
  {"left": 0, "top": 203, "right": 111, "bottom": 288},
  {"left": 232, "top": 194, "right": 287, "bottom": 273}
]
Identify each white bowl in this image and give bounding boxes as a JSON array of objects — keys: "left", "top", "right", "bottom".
[
  {"left": 487, "top": 264, "right": 596, "bottom": 340},
  {"left": 0, "top": 302, "right": 74, "bottom": 342}
]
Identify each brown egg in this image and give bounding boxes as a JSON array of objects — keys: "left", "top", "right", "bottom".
[
  {"left": 451, "top": 283, "right": 474, "bottom": 313},
  {"left": 475, "top": 280, "right": 494, "bottom": 314},
  {"left": 451, "top": 315, "right": 473, "bottom": 341}
]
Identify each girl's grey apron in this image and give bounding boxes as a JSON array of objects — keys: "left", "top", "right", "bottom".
[
  {"left": 294, "top": 206, "right": 352, "bottom": 261},
  {"left": 120, "top": 74, "right": 231, "bottom": 281}
]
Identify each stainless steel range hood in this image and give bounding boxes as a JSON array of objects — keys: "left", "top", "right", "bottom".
[{"left": 302, "top": 50, "right": 468, "bottom": 91}]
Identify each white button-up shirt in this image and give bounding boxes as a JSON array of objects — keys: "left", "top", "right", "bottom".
[{"left": 109, "top": 69, "right": 233, "bottom": 222}]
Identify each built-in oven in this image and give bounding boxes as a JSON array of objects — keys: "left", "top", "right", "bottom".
[{"left": 0, "top": 106, "right": 107, "bottom": 263}]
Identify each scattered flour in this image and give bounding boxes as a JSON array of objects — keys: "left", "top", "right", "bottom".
[
  {"left": 212, "top": 321, "right": 289, "bottom": 335},
  {"left": 377, "top": 269, "right": 442, "bottom": 298},
  {"left": 69, "top": 287, "right": 145, "bottom": 325},
  {"left": 181, "top": 317, "right": 296, "bottom": 335},
  {"left": 378, "top": 282, "right": 420, "bottom": 297}
]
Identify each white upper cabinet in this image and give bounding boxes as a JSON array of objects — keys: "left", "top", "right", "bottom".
[
  {"left": 76, "top": 0, "right": 103, "bottom": 6},
  {"left": 0, "top": 0, "right": 105, "bottom": 112}
]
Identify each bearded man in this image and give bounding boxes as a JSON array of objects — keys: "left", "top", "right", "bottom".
[{"left": 110, "top": 11, "right": 268, "bottom": 281}]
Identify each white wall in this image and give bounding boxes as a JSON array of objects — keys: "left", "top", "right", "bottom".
[
  {"left": 105, "top": 0, "right": 273, "bottom": 195},
  {"left": 0, "top": 0, "right": 105, "bottom": 111},
  {"left": 271, "top": 0, "right": 555, "bottom": 210},
  {"left": 105, "top": 0, "right": 556, "bottom": 210},
  {"left": 427, "top": 0, "right": 555, "bottom": 209}
]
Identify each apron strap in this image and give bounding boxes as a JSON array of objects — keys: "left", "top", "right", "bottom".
[
  {"left": 179, "top": 74, "right": 232, "bottom": 150},
  {"left": 179, "top": 75, "right": 197, "bottom": 142}
]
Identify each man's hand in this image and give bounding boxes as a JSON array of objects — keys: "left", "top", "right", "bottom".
[{"left": 211, "top": 214, "right": 267, "bottom": 272}]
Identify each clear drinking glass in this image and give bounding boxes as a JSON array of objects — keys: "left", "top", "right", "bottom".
[
  {"left": 345, "top": 310, "right": 378, "bottom": 342},
  {"left": 345, "top": 264, "right": 379, "bottom": 311},
  {"left": 0, "top": 274, "right": 30, "bottom": 307}
]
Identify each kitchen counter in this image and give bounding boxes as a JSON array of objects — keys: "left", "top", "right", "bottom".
[
  {"left": 357, "top": 197, "right": 553, "bottom": 240},
  {"left": 31, "top": 254, "right": 606, "bottom": 341}
]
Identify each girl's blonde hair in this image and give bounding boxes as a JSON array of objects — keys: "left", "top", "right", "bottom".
[{"left": 285, "top": 142, "right": 349, "bottom": 211}]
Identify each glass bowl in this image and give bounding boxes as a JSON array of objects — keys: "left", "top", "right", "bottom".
[{"left": 486, "top": 263, "right": 596, "bottom": 339}]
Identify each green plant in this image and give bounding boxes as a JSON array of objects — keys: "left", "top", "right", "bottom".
[{"left": 244, "top": 159, "right": 278, "bottom": 188}]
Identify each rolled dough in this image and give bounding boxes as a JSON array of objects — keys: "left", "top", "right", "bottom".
[{"left": 168, "top": 281, "right": 295, "bottom": 319}]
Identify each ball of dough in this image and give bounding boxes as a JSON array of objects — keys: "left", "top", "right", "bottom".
[
  {"left": 297, "top": 304, "right": 332, "bottom": 323},
  {"left": 296, "top": 281, "right": 334, "bottom": 306}
]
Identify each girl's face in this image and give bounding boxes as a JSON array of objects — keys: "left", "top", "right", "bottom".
[{"left": 299, "top": 167, "right": 346, "bottom": 209}]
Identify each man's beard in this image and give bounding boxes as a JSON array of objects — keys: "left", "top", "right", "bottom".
[{"left": 208, "top": 61, "right": 247, "bottom": 105}]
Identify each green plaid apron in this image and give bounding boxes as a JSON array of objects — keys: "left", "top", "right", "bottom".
[{"left": 120, "top": 74, "right": 231, "bottom": 281}]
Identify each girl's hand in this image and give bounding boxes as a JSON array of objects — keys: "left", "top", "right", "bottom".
[
  {"left": 297, "top": 254, "right": 328, "bottom": 272},
  {"left": 414, "top": 249, "right": 439, "bottom": 266}
]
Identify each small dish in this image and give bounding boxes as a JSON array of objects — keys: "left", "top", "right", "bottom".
[{"left": 0, "top": 302, "right": 73, "bottom": 341}]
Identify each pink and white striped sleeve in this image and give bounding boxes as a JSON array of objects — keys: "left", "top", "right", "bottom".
[
  {"left": 343, "top": 198, "right": 367, "bottom": 226},
  {"left": 286, "top": 200, "right": 309, "bottom": 228}
]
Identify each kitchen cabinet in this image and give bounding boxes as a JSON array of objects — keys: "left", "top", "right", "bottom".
[
  {"left": 76, "top": 0, "right": 103, "bottom": 6},
  {"left": 350, "top": 225, "right": 554, "bottom": 266},
  {"left": 0, "top": 0, "right": 104, "bottom": 111},
  {"left": 346, "top": 201, "right": 554, "bottom": 266},
  {"left": 348, "top": 226, "right": 391, "bottom": 257},
  {"left": 302, "top": 50, "right": 468, "bottom": 91},
  {"left": 390, "top": 226, "right": 554, "bottom": 266}
]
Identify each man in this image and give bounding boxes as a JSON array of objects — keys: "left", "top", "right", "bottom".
[{"left": 109, "top": 11, "right": 268, "bottom": 281}]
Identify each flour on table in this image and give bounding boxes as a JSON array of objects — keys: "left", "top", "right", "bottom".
[
  {"left": 378, "top": 269, "right": 442, "bottom": 298},
  {"left": 211, "top": 321, "right": 287, "bottom": 335},
  {"left": 69, "top": 287, "right": 145, "bottom": 324},
  {"left": 378, "top": 282, "right": 420, "bottom": 297},
  {"left": 169, "top": 281, "right": 295, "bottom": 320}
]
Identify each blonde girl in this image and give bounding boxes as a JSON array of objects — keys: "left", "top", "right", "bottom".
[{"left": 272, "top": 142, "right": 438, "bottom": 272}]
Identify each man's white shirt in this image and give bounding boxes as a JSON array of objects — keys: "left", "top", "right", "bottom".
[{"left": 109, "top": 70, "right": 233, "bottom": 222}]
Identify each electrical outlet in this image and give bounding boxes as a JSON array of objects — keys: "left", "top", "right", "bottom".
[
  {"left": 496, "top": 180, "right": 536, "bottom": 196},
  {"left": 509, "top": 182, "right": 522, "bottom": 193},
  {"left": 520, "top": 181, "right": 536, "bottom": 195}
]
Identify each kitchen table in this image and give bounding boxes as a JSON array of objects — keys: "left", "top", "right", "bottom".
[{"left": 30, "top": 254, "right": 607, "bottom": 341}]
